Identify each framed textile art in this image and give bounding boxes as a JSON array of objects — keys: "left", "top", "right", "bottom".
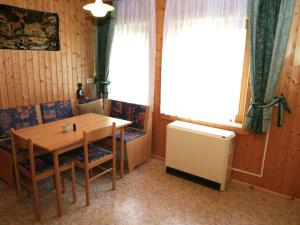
[{"left": 0, "top": 4, "right": 60, "bottom": 51}]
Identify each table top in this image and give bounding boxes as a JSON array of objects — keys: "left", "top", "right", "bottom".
[{"left": 14, "top": 113, "right": 131, "bottom": 152}]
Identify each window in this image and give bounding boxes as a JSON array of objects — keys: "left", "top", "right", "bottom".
[
  {"left": 160, "top": 0, "right": 248, "bottom": 124},
  {"left": 108, "top": 0, "right": 156, "bottom": 106}
]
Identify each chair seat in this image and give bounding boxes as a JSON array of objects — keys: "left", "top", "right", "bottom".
[
  {"left": 19, "top": 154, "right": 71, "bottom": 175},
  {"left": 0, "top": 139, "right": 12, "bottom": 153},
  {"left": 116, "top": 128, "right": 145, "bottom": 143},
  {"left": 69, "top": 144, "right": 112, "bottom": 163}
]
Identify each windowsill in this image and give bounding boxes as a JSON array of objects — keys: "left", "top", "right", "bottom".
[{"left": 160, "top": 114, "right": 249, "bottom": 135}]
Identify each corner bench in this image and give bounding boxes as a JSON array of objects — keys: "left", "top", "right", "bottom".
[
  {"left": 108, "top": 100, "right": 152, "bottom": 173},
  {"left": 0, "top": 105, "right": 40, "bottom": 188},
  {"left": 0, "top": 100, "right": 75, "bottom": 188}
]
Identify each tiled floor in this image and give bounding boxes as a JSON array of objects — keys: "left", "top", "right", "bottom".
[{"left": 0, "top": 159, "right": 299, "bottom": 225}]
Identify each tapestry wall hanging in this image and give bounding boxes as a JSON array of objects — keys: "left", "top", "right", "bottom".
[{"left": 0, "top": 4, "right": 60, "bottom": 51}]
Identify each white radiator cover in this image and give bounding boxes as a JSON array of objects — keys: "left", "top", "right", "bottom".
[{"left": 165, "top": 121, "right": 236, "bottom": 191}]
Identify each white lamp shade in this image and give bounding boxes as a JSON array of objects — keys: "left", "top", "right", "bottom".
[{"left": 83, "top": 0, "right": 114, "bottom": 17}]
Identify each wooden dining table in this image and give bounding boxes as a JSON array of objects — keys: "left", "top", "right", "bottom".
[{"left": 14, "top": 113, "right": 131, "bottom": 217}]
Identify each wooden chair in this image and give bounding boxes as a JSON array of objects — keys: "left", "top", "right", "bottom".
[
  {"left": 69, "top": 122, "right": 116, "bottom": 206},
  {"left": 10, "top": 129, "right": 77, "bottom": 221}
]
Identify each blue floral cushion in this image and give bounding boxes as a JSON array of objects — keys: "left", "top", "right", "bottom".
[
  {"left": 110, "top": 100, "right": 146, "bottom": 130},
  {"left": 0, "top": 139, "right": 12, "bottom": 153},
  {"left": 117, "top": 128, "right": 145, "bottom": 143},
  {"left": 0, "top": 105, "right": 38, "bottom": 139},
  {"left": 19, "top": 154, "right": 71, "bottom": 175},
  {"left": 69, "top": 144, "right": 112, "bottom": 163},
  {"left": 40, "top": 100, "right": 73, "bottom": 123}
]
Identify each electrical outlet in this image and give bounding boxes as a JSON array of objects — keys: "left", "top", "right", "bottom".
[{"left": 87, "top": 78, "right": 94, "bottom": 84}]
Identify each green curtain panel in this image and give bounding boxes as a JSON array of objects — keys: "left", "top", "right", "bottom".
[
  {"left": 244, "top": 0, "right": 295, "bottom": 133},
  {"left": 95, "top": 1, "right": 115, "bottom": 98}
]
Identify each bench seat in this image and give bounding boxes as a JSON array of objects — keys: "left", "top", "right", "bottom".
[
  {"left": 0, "top": 139, "right": 12, "bottom": 153},
  {"left": 116, "top": 128, "right": 145, "bottom": 143},
  {"left": 0, "top": 105, "right": 39, "bottom": 188},
  {"left": 108, "top": 100, "right": 152, "bottom": 173}
]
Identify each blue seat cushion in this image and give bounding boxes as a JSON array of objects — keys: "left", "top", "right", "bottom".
[
  {"left": 117, "top": 128, "right": 145, "bottom": 143},
  {"left": 0, "top": 105, "right": 38, "bottom": 139},
  {"left": 110, "top": 100, "right": 147, "bottom": 131},
  {"left": 0, "top": 139, "right": 12, "bottom": 153},
  {"left": 40, "top": 100, "right": 73, "bottom": 123},
  {"left": 69, "top": 144, "right": 112, "bottom": 163},
  {"left": 19, "top": 154, "right": 71, "bottom": 175}
]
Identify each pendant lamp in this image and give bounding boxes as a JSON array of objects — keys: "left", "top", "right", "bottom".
[{"left": 83, "top": 0, "right": 114, "bottom": 17}]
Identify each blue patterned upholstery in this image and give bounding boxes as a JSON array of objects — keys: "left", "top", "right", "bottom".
[
  {"left": 79, "top": 98, "right": 99, "bottom": 104},
  {"left": 69, "top": 144, "right": 112, "bottom": 163},
  {"left": 19, "top": 154, "right": 71, "bottom": 175},
  {"left": 110, "top": 100, "right": 147, "bottom": 130},
  {"left": 40, "top": 100, "right": 73, "bottom": 123},
  {"left": 0, "top": 105, "right": 38, "bottom": 139},
  {"left": 0, "top": 139, "right": 12, "bottom": 153},
  {"left": 117, "top": 128, "right": 145, "bottom": 143}
]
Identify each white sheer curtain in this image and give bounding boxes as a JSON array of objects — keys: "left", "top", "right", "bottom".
[
  {"left": 108, "top": 0, "right": 156, "bottom": 106},
  {"left": 161, "top": 0, "right": 248, "bottom": 124}
]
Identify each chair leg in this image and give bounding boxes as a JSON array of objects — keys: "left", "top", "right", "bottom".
[
  {"left": 61, "top": 176, "right": 66, "bottom": 193},
  {"left": 112, "top": 159, "right": 116, "bottom": 190},
  {"left": 32, "top": 180, "right": 42, "bottom": 221},
  {"left": 71, "top": 163, "right": 77, "bottom": 203},
  {"left": 84, "top": 168, "right": 90, "bottom": 207},
  {"left": 89, "top": 169, "right": 93, "bottom": 178},
  {"left": 15, "top": 167, "right": 23, "bottom": 203}
]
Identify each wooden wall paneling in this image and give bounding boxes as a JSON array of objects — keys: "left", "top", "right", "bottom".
[
  {"left": 0, "top": 51, "right": 8, "bottom": 108},
  {"left": 71, "top": 2, "right": 78, "bottom": 99},
  {"left": 10, "top": 0, "right": 22, "bottom": 106},
  {"left": 0, "top": 0, "right": 94, "bottom": 106},
  {"left": 11, "top": 51, "right": 22, "bottom": 106},
  {"left": 32, "top": 51, "right": 42, "bottom": 104},
  {"left": 44, "top": 50, "right": 53, "bottom": 103},
  {"left": 24, "top": 0, "right": 37, "bottom": 105},
  {"left": 153, "top": 0, "right": 300, "bottom": 198},
  {"left": 3, "top": 51, "right": 16, "bottom": 107},
  {"left": 83, "top": 10, "right": 94, "bottom": 92},
  {"left": 18, "top": 51, "right": 30, "bottom": 106},
  {"left": 65, "top": 0, "right": 74, "bottom": 99},
  {"left": 37, "top": 0, "right": 47, "bottom": 103},
  {"left": 52, "top": 0, "right": 63, "bottom": 100},
  {"left": 30, "top": 0, "right": 42, "bottom": 104},
  {"left": 59, "top": 0, "right": 69, "bottom": 100},
  {"left": 75, "top": 0, "right": 82, "bottom": 87},
  {"left": 79, "top": 2, "right": 87, "bottom": 91}
]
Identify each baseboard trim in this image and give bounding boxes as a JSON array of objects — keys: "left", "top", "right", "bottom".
[
  {"left": 151, "top": 154, "right": 165, "bottom": 161},
  {"left": 232, "top": 179, "right": 300, "bottom": 202}
]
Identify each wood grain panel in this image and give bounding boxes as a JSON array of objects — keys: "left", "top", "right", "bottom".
[
  {"left": 153, "top": 0, "right": 300, "bottom": 198},
  {"left": 0, "top": 0, "right": 94, "bottom": 108}
]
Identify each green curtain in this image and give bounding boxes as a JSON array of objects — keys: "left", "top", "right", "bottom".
[
  {"left": 244, "top": 0, "right": 295, "bottom": 133},
  {"left": 95, "top": 1, "right": 115, "bottom": 98}
]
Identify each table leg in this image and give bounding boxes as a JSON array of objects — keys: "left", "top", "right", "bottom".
[
  {"left": 53, "top": 152, "right": 63, "bottom": 217},
  {"left": 120, "top": 127, "right": 124, "bottom": 178}
]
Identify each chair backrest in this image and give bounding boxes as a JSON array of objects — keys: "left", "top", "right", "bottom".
[
  {"left": 0, "top": 105, "right": 39, "bottom": 139},
  {"left": 40, "top": 100, "right": 73, "bottom": 123},
  {"left": 82, "top": 123, "right": 116, "bottom": 164},
  {"left": 10, "top": 129, "right": 37, "bottom": 177},
  {"left": 109, "top": 100, "right": 149, "bottom": 133},
  {"left": 84, "top": 123, "right": 116, "bottom": 144}
]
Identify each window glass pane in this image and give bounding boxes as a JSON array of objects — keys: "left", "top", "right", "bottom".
[
  {"left": 108, "top": 0, "right": 155, "bottom": 106},
  {"left": 161, "top": 0, "right": 248, "bottom": 124}
]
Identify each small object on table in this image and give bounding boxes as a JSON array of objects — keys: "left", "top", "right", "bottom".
[
  {"left": 73, "top": 123, "right": 76, "bottom": 131},
  {"left": 62, "top": 123, "right": 72, "bottom": 133}
]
